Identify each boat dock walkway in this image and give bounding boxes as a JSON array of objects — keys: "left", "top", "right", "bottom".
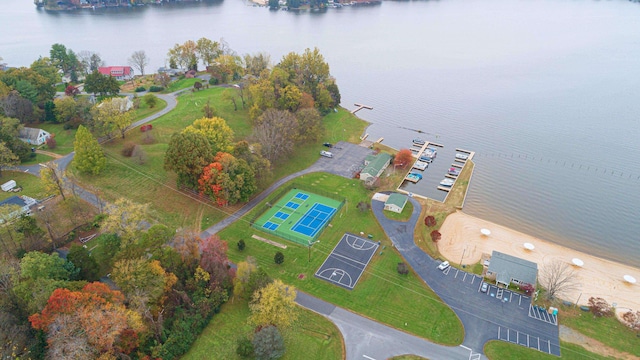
[{"left": 352, "top": 103, "right": 373, "bottom": 114}]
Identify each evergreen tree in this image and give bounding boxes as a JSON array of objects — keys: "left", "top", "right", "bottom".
[{"left": 73, "top": 125, "right": 106, "bottom": 175}]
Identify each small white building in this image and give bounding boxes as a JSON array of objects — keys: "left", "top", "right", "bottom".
[
  {"left": 18, "top": 127, "right": 51, "bottom": 146},
  {"left": 1, "top": 180, "right": 17, "bottom": 192},
  {"left": 384, "top": 193, "right": 408, "bottom": 213}
]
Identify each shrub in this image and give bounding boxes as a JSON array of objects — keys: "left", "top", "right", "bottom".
[
  {"left": 424, "top": 215, "right": 436, "bottom": 227},
  {"left": 148, "top": 85, "right": 164, "bottom": 92},
  {"left": 143, "top": 93, "right": 158, "bottom": 108},
  {"left": 430, "top": 230, "right": 441, "bottom": 243},
  {"left": 252, "top": 326, "right": 284, "bottom": 360},
  {"left": 236, "top": 336, "right": 254, "bottom": 358},
  {"left": 208, "top": 77, "right": 218, "bottom": 85},
  {"left": 134, "top": 86, "right": 146, "bottom": 92},
  {"left": 122, "top": 142, "right": 136, "bottom": 157},
  {"left": 588, "top": 297, "right": 613, "bottom": 317},
  {"left": 46, "top": 136, "right": 57, "bottom": 150},
  {"left": 238, "top": 239, "right": 246, "bottom": 251},
  {"left": 397, "top": 262, "right": 409, "bottom": 275},
  {"left": 274, "top": 251, "right": 284, "bottom": 265},
  {"left": 194, "top": 81, "right": 203, "bottom": 91}
]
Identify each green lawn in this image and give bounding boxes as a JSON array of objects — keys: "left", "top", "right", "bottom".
[
  {"left": 183, "top": 298, "right": 343, "bottom": 360},
  {"left": 383, "top": 200, "right": 414, "bottom": 221},
  {"left": 38, "top": 123, "right": 77, "bottom": 155},
  {"left": 484, "top": 340, "right": 616, "bottom": 360},
  {"left": 0, "top": 171, "right": 48, "bottom": 202},
  {"left": 132, "top": 96, "right": 167, "bottom": 122},
  {"left": 22, "top": 153, "right": 54, "bottom": 165},
  {"left": 163, "top": 78, "right": 201, "bottom": 93},
  {"left": 560, "top": 307, "right": 640, "bottom": 357},
  {"left": 220, "top": 173, "right": 464, "bottom": 345}
]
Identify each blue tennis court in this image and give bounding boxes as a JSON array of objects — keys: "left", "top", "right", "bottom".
[
  {"left": 285, "top": 201, "right": 300, "bottom": 210},
  {"left": 274, "top": 211, "right": 290, "bottom": 220},
  {"left": 263, "top": 221, "right": 279, "bottom": 231},
  {"left": 295, "top": 192, "right": 309, "bottom": 200},
  {"left": 291, "top": 203, "right": 337, "bottom": 238}
]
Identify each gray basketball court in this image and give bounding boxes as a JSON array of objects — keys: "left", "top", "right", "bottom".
[{"left": 315, "top": 233, "right": 379, "bottom": 290}]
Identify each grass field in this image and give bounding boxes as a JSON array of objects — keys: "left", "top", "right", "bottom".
[
  {"left": 39, "top": 123, "right": 77, "bottom": 155},
  {"left": 484, "top": 340, "right": 616, "bottom": 360},
  {"left": 220, "top": 172, "right": 464, "bottom": 345},
  {"left": 0, "top": 171, "right": 48, "bottom": 202},
  {"left": 253, "top": 189, "right": 343, "bottom": 246},
  {"left": 163, "top": 78, "right": 201, "bottom": 93},
  {"left": 183, "top": 298, "right": 343, "bottom": 360},
  {"left": 22, "top": 153, "right": 54, "bottom": 165}
]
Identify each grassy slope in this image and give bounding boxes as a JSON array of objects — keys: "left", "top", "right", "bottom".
[
  {"left": 484, "top": 340, "right": 616, "bottom": 360},
  {"left": 182, "top": 298, "right": 343, "bottom": 360},
  {"left": 220, "top": 172, "right": 464, "bottom": 345},
  {"left": 0, "top": 171, "right": 48, "bottom": 202},
  {"left": 39, "top": 123, "right": 77, "bottom": 155}
]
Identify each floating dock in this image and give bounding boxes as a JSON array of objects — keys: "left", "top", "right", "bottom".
[
  {"left": 352, "top": 103, "right": 373, "bottom": 114},
  {"left": 437, "top": 186, "right": 452, "bottom": 192}
]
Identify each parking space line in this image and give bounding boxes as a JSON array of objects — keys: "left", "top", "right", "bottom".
[
  {"left": 454, "top": 269, "right": 460, "bottom": 278},
  {"left": 463, "top": 273, "right": 467, "bottom": 282}
]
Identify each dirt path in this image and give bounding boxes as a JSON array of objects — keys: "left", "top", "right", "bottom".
[
  {"left": 559, "top": 325, "right": 638, "bottom": 359},
  {"left": 35, "top": 150, "right": 64, "bottom": 159}
]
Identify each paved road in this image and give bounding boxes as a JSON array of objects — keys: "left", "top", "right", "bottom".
[{"left": 372, "top": 194, "right": 560, "bottom": 356}]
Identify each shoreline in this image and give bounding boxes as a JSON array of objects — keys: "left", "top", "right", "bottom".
[{"left": 438, "top": 211, "right": 640, "bottom": 312}]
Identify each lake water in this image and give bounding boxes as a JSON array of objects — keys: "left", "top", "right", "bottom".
[{"left": 2, "top": 0, "right": 639, "bottom": 267}]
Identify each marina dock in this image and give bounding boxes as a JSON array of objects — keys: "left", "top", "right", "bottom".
[{"left": 352, "top": 103, "right": 373, "bottom": 114}]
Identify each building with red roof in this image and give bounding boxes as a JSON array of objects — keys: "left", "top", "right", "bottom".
[{"left": 98, "top": 66, "right": 134, "bottom": 81}]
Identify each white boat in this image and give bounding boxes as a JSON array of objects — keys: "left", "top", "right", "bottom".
[
  {"left": 412, "top": 161, "right": 428, "bottom": 170},
  {"left": 439, "top": 178, "right": 454, "bottom": 187},
  {"left": 455, "top": 153, "right": 468, "bottom": 161}
]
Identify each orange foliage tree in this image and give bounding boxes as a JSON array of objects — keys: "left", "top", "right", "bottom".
[
  {"left": 198, "top": 152, "right": 257, "bottom": 206},
  {"left": 394, "top": 149, "right": 414, "bottom": 168}
]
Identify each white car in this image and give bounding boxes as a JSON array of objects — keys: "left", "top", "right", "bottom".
[
  {"left": 437, "top": 261, "right": 450, "bottom": 271},
  {"left": 320, "top": 150, "right": 333, "bottom": 158}
]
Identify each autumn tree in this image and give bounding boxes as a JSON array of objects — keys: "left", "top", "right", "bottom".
[
  {"left": 588, "top": 297, "right": 613, "bottom": 317},
  {"left": 53, "top": 96, "right": 79, "bottom": 123},
  {"left": 233, "top": 141, "right": 272, "bottom": 187},
  {"left": 198, "top": 152, "right": 257, "bottom": 206},
  {"left": 183, "top": 117, "right": 235, "bottom": 154},
  {"left": 73, "top": 125, "right": 106, "bottom": 175},
  {"left": 424, "top": 215, "right": 436, "bottom": 227},
  {"left": 252, "top": 109, "right": 298, "bottom": 164},
  {"left": 394, "top": 149, "right": 414, "bottom": 168},
  {"left": 167, "top": 40, "right": 198, "bottom": 70},
  {"left": 143, "top": 93, "right": 158, "bottom": 108},
  {"left": 0, "top": 90, "right": 33, "bottom": 123},
  {"left": 200, "top": 235, "right": 234, "bottom": 292},
  {"left": 249, "top": 279, "right": 298, "bottom": 329},
  {"left": 128, "top": 50, "right": 149, "bottom": 76},
  {"left": 621, "top": 310, "right": 640, "bottom": 331},
  {"left": 243, "top": 52, "right": 271, "bottom": 77},
  {"left": 29, "top": 282, "right": 141, "bottom": 359},
  {"left": 295, "top": 108, "right": 323, "bottom": 143},
  {"left": 540, "top": 260, "right": 580, "bottom": 300},
  {"left": 196, "top": 37, "right": 222, "bottom": 67},
  {"left": 112, "top": 258, "right": 177, "bottom": 310},
  {"left": 430, "top": 230, "right": 441, "bottom": 243},
  {"left": 77, "top": 50, "right": 104, "bottom": 74},
  {"left": 40, "top": 162, "right": 66, "bottom": 200},
  {"left": 233, "top": 257, "right": 257, "bottom": 299},
  {"left": 92, "top": 97, "right": 134, "bottom": 139},
  {"left": 164, "top": 131, "right": 213, "bottom": 189},
  {"left": 0, "top": 141, "right": 19, "bottom": 177},
  {"left": 101, "top": 198, "right": 149, "bottom": 247},
  {"left": 67, "top": 244, "right": 100, "bottom": 282}
]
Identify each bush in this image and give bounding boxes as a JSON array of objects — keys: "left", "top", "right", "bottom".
[
  {"left": 424, "top": 215, "right": 436, "bottom": 227},
  {"left": 252, "top": 325, "right": 285, "bottom": 360},
  {"left": 397, "top": 262, "right": 409, "bottom": 275},
  {"left": 236, "top": 336, "right": 254, "bottom": 358},
  {"left": 143, "top": 93, "right": 158, "bottom": 108},
  {"left": 122, "top": 142, "right": 136, "bottom": 157},
  {"left": 430, "top": 230, "right": 441, "bottom": 243},
  {"left": 238, "top": 239, "right": 246, "bottom": 251},
  {"left": 208, "top": 77, "right": 218, "bottom": 85},
  {"left": 588, "top": 297, "right": 613, "bottom": 317},
  {"left": 274, "top": 251, "right": 284, "bottom": 265},
  {"left": 46, "top": 136, "right": 57, "bottom": 150},
  {"left": 134, "top": 86, "right": 146, "bottom": 92},
  {"left": 148, "top": 85, "right": 164, "bottom": 92}
]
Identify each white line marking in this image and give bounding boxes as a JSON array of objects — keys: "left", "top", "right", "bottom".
[
  {"left": 363, "top": 355, "right": 376, "bottom": 360},
  {"left": 459, "top": 345, "right": 471, "bottom": 351}
]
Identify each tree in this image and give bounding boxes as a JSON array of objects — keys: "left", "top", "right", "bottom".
[
  {"left": 252, "top": 325, "right": 285, "bottom": 360},
  {"left": 249, "top": 279, "right": 298, "bottom": 329},
  {"left": 222, "top": 89, "right": 238, "bottom": 111},
  {"left": 274, "top": 251, "right": 284, "bottom": 265},
  {"left": 184, "top": 117, "right": 235, "bottom": 154},
  {"left": 621, "top": 310, "right": 640, "bottom": 331},
  {"left": 200, "top": 235, "right": 234, "bottom": 291},
  {"left": 295, "top": 108, "right": 322, "bottom": 143},
  {"left": 196, "top": 37, "right": 222, "bottom": 67},
  {"left": 430, "top": 230, "right": 441, "bottom": 243},
  {"left": 92, "top": 97, "right": 134, "bottom": 139},
  {"left": 49, "top": 44, "right": 80, "bottom": 79},
  {"left": 73, "top": 125, "right": 106, "bottom": 175},
  {"left": 233, "top": 257, "right": 257, "bottom": 299},
  {"left": 40, "top": 162, "right": 66, "bottom": 200},
  {"left": 143, "top": 93, "right": 158, "bottom": 108},
  {"left": 236, "top": 336, "right": 254, "bottom": 358},
  {"left": 244, "top": 52, "right": 271, "bottom": 77},
  {"left": 588, "top": 297, "right": 613, "bottom": 317},
  {"left": 54, "top": 96, "right": 79, "bottom": 123},
  {"left": 198, "top": 152, "right": 257, "bottom": 206},
  {"left": 164, "top": 131, "right": 213, "bottom": 189},
  {"left": 237, "top": 239, "right": 246, "bottom": 251},
  {"left": 128, "top": 50, "right": 149, "bottom": 76},
  {"left": 0, "top": 116, "right": 31, "bottom": 163},
  {"left": 394, "top": 149, "right": 414, "bottom": 168},
  {"left": 252, "top": 109, "right": 298, "bottom": 164},
  {"left": 112, "top": 258, "right": 176, "bottom": 309},
  {"left": 0, "top": 90, "right": 34, "bottom": 123},
  {"left": 84, "top": 70, "right": 120, "bottom": 98},
  {"left": 0, "top": 141, "right": 19, "bottom": 177},
  {"left": 77, "top": 50, "right": 104, "bottom": 74},
  {"left": 357, "top": 201, "right": 370, "bottom": 212},
  {"left": 233, "top": 141, "right": 272, "bottom": 188},
  {"left": 19, "top": 251, "right": 70, "bottom": 281},
  {"left": 101, "top": 198, "right": 149, "bottom": 247},
  {"left": 167, "top": 40, "right": 198, "bottom": 70},
  {"left": 539, "top": 260, "right": 580, "bottom": 300},
  {"left": 424, "top": 215, "right": 436, "bottom": 227},
  {"left": 67, "top": 244, "right": 100, "bottom": 281}
]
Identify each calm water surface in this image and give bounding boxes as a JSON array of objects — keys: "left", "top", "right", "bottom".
[{"left": 2, "top": 0, "right": 639, "bottom": 266}]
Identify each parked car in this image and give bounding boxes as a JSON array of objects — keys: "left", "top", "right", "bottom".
[
  {"left": 320, "top": 150, "right": 333, "bottom": 158},
  {"left": 437, "top": 261, "right": 450, "bottom": 271},
  {"left": 481, "top": 282, "right": 489, "bottom": 293},
  {"left": 323, "top": 142, "right": 333, "bottom": 148}
]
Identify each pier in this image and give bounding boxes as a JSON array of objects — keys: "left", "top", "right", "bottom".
[{"left": 352, "top": 103, "right": 373, "bottom": 114}]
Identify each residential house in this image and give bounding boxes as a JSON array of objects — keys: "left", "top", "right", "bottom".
[
  {"left": 0, "top": 195, "right": 37, "bottom": 223},
  {"left": 486, "top": 251, "right": 538, "bottom": 288},
  {"left": 384, "top": 193, "right": 408, "bottom": 213},
  {"left": 359, "top": 153, "right": 392, "bottom": 183},
  {"left": 98, "top": 66, "right": 134, "bottom": 81},
  {"left": 18, "top": 127, "right": 51, "bottom": 146}
]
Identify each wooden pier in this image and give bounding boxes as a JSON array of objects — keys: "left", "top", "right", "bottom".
[
  {"left": 352, "top": 103, "right": 373, "bottom": 114},
  {"left": 437, "top": 186, "right": 451, "bottom": 192}
]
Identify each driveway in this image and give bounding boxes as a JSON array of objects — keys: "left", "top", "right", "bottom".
[{"left": 371, "top": 195, "right": 560, "bottom": 356}]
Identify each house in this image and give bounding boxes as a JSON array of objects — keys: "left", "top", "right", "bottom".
[
  {"left": 359, "top": 153, "right": 392, "bottom": 183},
  {"left": 486, "top": 251, "right": 538, "bottom": 288},
  {"left": 18, "top": 127, "right": 51, "bottom": 146},
  {"left": 384, "top": 193, "right": 408, "bottom": 213},
  {"left": 98, "top": 66, "right": 134, "bottom": 81},
  {"left": 0, "top": 195, "right": 37, "bottom": 223}
]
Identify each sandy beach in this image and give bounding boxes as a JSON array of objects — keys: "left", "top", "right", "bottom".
[{"left": 438, "top": 211, "right": 640, "bottom": 312}]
